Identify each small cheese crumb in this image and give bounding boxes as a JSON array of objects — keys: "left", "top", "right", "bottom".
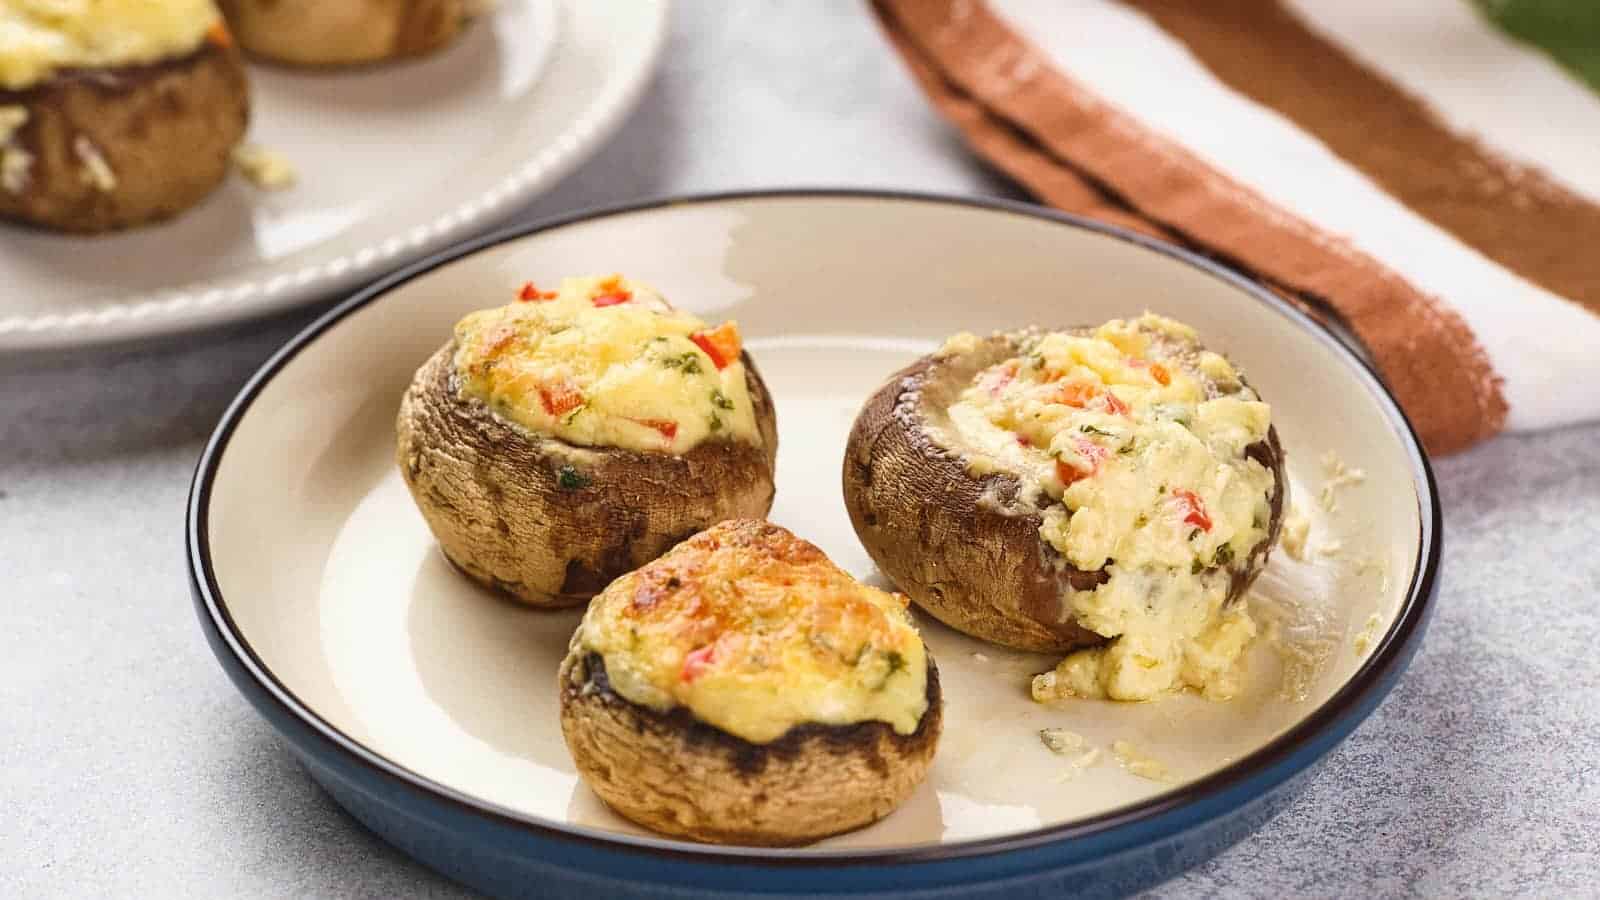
[
  {"left": 0, "top": 106, "right": 32, "bottom": 195},
  {"left": 1281, "top": 508, "right": 1311, "bottom": 560},
  {"left": 1112, "top": 740, "right": 1173, "bottom": 783},
  {"left": 1, "top": 147, "right": 32, "bottom": 194},
  {"left": 971, "top": 651, "right": 990, "bottom": 663},
  {"left": 72, "top": 136, "right": 116, "bottom": 192},
  {"left": 1040, "top": 729, "right": 1102, "bottom": 782},
  {"left": 1269, "top": 622, "right": 1336, "bottom": 704},
  {"left": 1353, "top": 613, "right": 1383, "bottom": 656},
  {"left": 232, "top": 143, "right": 297, "bottom": 190},
  {"left": 0, "top": 105, "right": 28, "bottom": 145},
  {"left": 1039, "top": 728, "right": 1087, "bottom": 755},
  {"left": 1318, "top": 451, "right": 1366, "bottom": 512}
]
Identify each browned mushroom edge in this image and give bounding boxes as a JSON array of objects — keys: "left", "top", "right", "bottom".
[
  {"left": 396, "top": 342, "right": 779, "bottom": 607},
  {"left": 558, "top": 649, "right": 942, "bottom": 846}
]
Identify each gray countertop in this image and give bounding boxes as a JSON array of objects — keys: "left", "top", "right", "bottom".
[{"left": 3, "top": 2, "right": 1597, "bottom": 897}]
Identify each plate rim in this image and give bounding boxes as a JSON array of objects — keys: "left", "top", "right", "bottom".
[
  {"left": 186, "top": 187, "right": 1442, "bottom": 867},
  {"left": 0, "top": 0, "right": 670, "bottom": 353}
]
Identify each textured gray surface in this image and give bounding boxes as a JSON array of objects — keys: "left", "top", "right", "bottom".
[{"left": 2, "top": 2, "right": 1597, "bottom": 897}]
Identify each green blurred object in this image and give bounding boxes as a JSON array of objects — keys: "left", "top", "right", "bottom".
[{"left": 1472, "top": 0, "right": 1600, "bottom": 92}]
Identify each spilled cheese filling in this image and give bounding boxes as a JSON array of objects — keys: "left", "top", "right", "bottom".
[
  {"left": 0, "top": 0, "right": 222, "bottom": 90},
  {"left": 942, "top": 314, "right": 1276, "bottom": 701},
  {"left": 453, "top": 275, "right": 761, "bottom": 456},
  {"left": 575, "top": 521, "right": 929, "bottom": 744}
]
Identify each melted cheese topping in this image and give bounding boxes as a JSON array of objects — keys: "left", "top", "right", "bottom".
[
  {"left": 575, "top": 520, "right": 929, "bottom": 744},
  {"left": 945, "top": 314, "right": 1276, "bottom": 702},
  {"left": 453, "top": 275, "right": 762, "bottom": 455},
  {"left": 0, "top": 0, "right": 221, "bottom": 90},
  {"left": 232, "top": 143, "right": 296, "bottom": 190}
]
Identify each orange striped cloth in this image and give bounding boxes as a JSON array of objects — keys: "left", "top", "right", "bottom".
[{"left": 874, "top": 0, "right": 1600, "bottom": 454}]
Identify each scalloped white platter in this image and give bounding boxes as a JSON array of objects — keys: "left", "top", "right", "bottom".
[{"left": 0, "top": 0, "right": 668, "bottom": 351}]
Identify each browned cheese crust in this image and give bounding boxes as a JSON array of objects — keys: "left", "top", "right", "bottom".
[
  {"left": 218, "top": 0, "right": 472, "bottom": 67},
  {"left": 395, "top": 341, "right": 780, "bottom": 607},
  {"left": 842, "top": 330, "right": 1286, "bottom": 654},
  {"left": 0, "top": 40, "right": 249, "bottom": 233},
  {"left": 558, "top": 650, "right": 942, "bottom": 846}
]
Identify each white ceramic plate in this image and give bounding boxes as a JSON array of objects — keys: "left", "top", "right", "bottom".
[
  {"left": 192, "top": 192, "right": 1435, "bottom": 868},
  {"left": 0, "top": 0, "right": 668, "bottom": 351}
]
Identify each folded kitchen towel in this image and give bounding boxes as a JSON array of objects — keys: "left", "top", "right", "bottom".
[{"left": 874, "top": 0, "right": 1600, "bottom": 454}]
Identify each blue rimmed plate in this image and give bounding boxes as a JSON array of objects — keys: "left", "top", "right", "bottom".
[{"left": 188, "top": 190, "right": 1438, "bottom": 898}]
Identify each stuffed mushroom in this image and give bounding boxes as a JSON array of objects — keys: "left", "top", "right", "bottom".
[
  {"left": 217, "top": 0, "right": 480, "bottom": 67},
  {"left": 396, "top": 275, "right": 778, "bottom": 607},
  {"left": 0, "top": 1, "right": 249, "bottom": 233},
  {"left": 559, "top": 519, "right": 942, "bottom": 845},
  {"left": 844, "top": 314, "right": 1285, "bottom": 703}
]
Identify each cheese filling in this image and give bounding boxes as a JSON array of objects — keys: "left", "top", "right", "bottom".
[
  {"left": 575, "top": 522, "right": 930, "bottom": 744},
  {"left": 452, "top": 275, "right": 762, "bottom": 456},
  {"left": 942, "top": 314, "right": 1276, "bottom": 701},
  {"left": 0, "top": 0, "right": 222, "bottom": 90}
]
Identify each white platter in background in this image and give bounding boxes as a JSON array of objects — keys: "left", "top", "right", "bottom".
[{"left": 0, "top": 0, "right": 669, "bottom": 352}]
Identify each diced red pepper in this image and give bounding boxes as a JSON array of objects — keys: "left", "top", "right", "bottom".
[
  {"left": 1016, "top": 434, "right": 1031, "bottom": 447},
  {"left": 1150, "top": 363, "right": 1171, "bottom": 386},
  {"left": 589, "top": 275, "right": 633, "bottom": 306},
  {"left": 633, "top": 418, "right": 679, "bottom": 441},
  {"left": 690, "top": 321, "right": 742, "bottom": 370},
  {"left": 1055, "top": 438, "right": 1109, "bottom": 486},
  {"left": 1173, "top": 488, "right": 1212, "bottom": 531},
  {"left": 538, "top": 381, "right": 583, "bottom": 417},
  {"left": 518, "top": 281, "right": 556, "bottom": 301},
  {"left": 681, "top": 644, "right": 716, "bottom": 682},
  {"left": 1102, "top": 391, "right": 1131, "bottom": 416}
]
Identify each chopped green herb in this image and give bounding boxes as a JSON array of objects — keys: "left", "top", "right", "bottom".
[
  {"left": 561, "top": 404, "right": 587, "bottom": 425},
  {"left": 711, "top": 388, "right": 734, "bottom": 410},
  {"left": 1213, "top": 543, "right": 1235, "bottom": 567},
  {"left": 659, "top": 351, "right": 703, "bottom": 374},
  {"left": 1080, "top": 424, "right": 1116, "bottom": 437},
  {"left": 556, "top": 465, "right": 589, "bottom": 490},
  {"left": 708, "top": 414, "right": 723, "bottom": 433},
  {"left": 1191, "top": 558, "right": 1205, "bottom": 574},
  {"left": 1188, "top": 528, "right": 1201, "bottom": 541}
]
